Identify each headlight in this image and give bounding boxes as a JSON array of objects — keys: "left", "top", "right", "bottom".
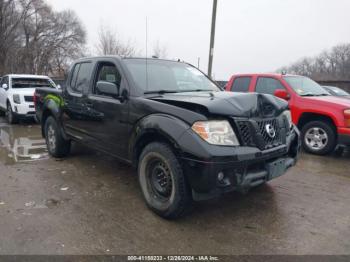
[
  {"left": 13, "top": 94, "right": 21, "bottom": 104},
  {"left": 191, "top": 120, "right": 240, "bottom": 146},
  {"left": 282, "top": 110, "right": 293, "bottom": 129}
]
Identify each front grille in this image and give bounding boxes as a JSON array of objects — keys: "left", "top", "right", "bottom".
[
  {"left": 235, "top": 118, "right": 285, "bottom": 150},
  {"left": 236, "top": 121, "right": 254, "bottom": 146},
  {"left": 257, "top": 119, "right": 283, "bottom": 149},
  {"left": 24, "top": 96, "right": 34, "bottom": 102}
]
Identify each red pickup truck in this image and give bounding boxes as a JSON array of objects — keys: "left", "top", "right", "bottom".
[{"left": 226, "top": 74, "right": 350, "bottom": 155}]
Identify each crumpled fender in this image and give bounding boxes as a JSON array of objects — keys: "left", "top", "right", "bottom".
[{"left": 129, "top": 113, "right": 191, "bottom": 162}]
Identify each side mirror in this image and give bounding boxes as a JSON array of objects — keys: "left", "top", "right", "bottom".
[
  {"left": 96, "top": 81, "right": 119, "bottom": 96},
  {"left": 274, "top": 89, "right": 290, "bottom": 101},
  {"left": 57, "top": 84, "right": 61, "bottom": 89},
  {"left": 2, "top": 83, "right": 8, "bottom": 90}
]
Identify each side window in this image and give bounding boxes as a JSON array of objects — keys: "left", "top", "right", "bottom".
[
  {"left": 75, "top": 63, "right": 93, "bottom": 93},
  {"left": 94, "top": 62, "right": 122, "bottom": 97},
  {"left": 2, "top": 76, "right": 9, "bottom": 85},
  {"left": 256, "top": 77, "right": 285, "bottom": 95},
  {"left": 231, "top": 77, "right": 251, "bottom": 92},
  {"left": 69, "top": 63, "right": 93, "bottom": 93},
  {"left": 70, "top": 64, "right": 81, "bottom": 91}
]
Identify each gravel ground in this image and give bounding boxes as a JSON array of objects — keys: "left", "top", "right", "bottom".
[{"left": 0, "top": 118, "right": 349, "bottom": 255}]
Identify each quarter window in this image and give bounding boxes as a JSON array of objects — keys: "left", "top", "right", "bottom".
[
  {"left": 231, "top": 77, "right": 251, "bottom": 92},
  {"left": 256, "top": 77, "right": 285, "bottom": 95}
]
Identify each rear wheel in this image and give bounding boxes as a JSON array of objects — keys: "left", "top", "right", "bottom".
[
  {"left": 138, "top": 142, "right": 191, "bottom": 219},
  {"left": 301, "top": 121, "right": 336, "bottom": 155},
  {"left": 44, "top": 116, "right": 71, "bottom": 158},
  {"left": 6, "top": 102, "right": 18, "bottom": 124}
]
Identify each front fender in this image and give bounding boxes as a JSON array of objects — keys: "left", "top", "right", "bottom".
[{"left": 129, "top": 113, "right": 191, "bottom": 161}]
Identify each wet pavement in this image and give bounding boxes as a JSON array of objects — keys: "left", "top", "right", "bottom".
[{"left": 0, "top": 117, "right": 349, "bottom": 255}]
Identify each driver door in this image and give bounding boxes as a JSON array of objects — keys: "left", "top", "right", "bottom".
[{"left": 84, "top": 59, "right": 130, "bottom": 159}]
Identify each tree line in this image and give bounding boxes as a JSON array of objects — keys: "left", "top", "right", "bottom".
[
  {"left": 0, "top": 0, "right": 86, "bottom": 76},
  {"left": 0, "top": 0, "right": 168, "bottom": 78},
  {"left": 278, "top": 43, "right": 350, "bottom": 80}
]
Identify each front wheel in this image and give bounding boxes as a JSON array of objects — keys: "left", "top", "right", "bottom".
[
  {"left": 6, "top": 103, "right": 18, "bottom": 124},
  {"left": 138, "top": 142, "right": 191, "bottom": 219},
  {"left": 301, "top": 121, "right": 336, "bottom": 155},
  {"left": 44, "top": 116, "right": 71, "bottom": 158}
]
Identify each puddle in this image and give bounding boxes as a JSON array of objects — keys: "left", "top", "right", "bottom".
[{"left": 0, "top": 119, "right": 49, "bottom": 164}]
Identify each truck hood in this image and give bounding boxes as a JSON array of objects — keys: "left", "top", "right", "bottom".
[
  {"left": 150, "top": 91, "right": 288, "bottom": 118},
  {"left": 9, "top": 88, "right": 36, "bottom": 96},
  {"left": 303, "top": 96, "right": 350, "bottom": 109}
]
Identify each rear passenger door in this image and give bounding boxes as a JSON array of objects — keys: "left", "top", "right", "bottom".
[
  {"left": 230, "top": 77, "right": 251, "bottom": 93},
  {"left": 62, "top": 61, "right": 94, "bottom": 143}
]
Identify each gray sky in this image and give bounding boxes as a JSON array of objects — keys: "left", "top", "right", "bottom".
[{"left": 47, "top": 0, "right": 350, "bottom": 80}]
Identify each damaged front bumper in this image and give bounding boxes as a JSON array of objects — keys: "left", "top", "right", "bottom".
[{"left": 180, "top": 126, "right": 300, "bottom": 201}]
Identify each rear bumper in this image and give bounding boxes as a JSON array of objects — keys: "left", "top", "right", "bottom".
[{"left": 180, "top": 127, "right": 300, "bottom": 201}]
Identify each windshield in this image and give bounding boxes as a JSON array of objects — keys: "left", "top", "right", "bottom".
[
  {"left": 284, "top": 76, "right": 330, "bottom": 97},
  {"left": 324, "top": 86, "right": 349, "bottom": 96},
  {"left": 124, "top": 59, "right": 220, "bottom": 93},
  {"left": 12, "top": 78, "right": 56, "bottom": 89}
]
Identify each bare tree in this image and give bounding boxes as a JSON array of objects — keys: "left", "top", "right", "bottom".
[
  {"left": 95, "top": 24, "right": 137, "bottom": 57},
  {"left": 0, "top": 0, "right": 86, "bottom": 76},
  {"left": 0, "top": 0, "right": 33, "bottom": 74}
]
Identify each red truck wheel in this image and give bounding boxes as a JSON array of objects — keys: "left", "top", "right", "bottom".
[{"left": 301, "top": 121, "right": 336, "bottom": 155}]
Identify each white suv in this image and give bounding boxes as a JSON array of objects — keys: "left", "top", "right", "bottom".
[{"left": 0, "top": 74, "right": 57, "bottom": 124}]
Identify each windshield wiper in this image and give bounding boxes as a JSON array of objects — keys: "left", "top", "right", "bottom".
[
  {"left": 180, "top": 89, "right": 212, "bottom": 92},
  {"left": 144, "top": 90, "right": 179, "bottom": 95},
  {"left": 301, "top": 93, "right": 329, "bottom": 97}
]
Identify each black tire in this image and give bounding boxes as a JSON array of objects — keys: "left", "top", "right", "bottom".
[
  {"left": 6, "top": 103, "right": 18, "bottom": 124},
  {"left": 301, "top": 121, "right": 336, "bottom": 155},
  {"left": 138, "top": 142, "right": 191, "bottom": 219},
  {"left": 0, "top": 109, "right": 5, "bottom": 117},
  {"left": 44, "top": 116, "right": 71, "bottom": 158}
]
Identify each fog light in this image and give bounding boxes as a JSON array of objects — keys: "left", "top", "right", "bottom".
[{"left": 217, "top": 172, "right": 225, "bottom": 181}]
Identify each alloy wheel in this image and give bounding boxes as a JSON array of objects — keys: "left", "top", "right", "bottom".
[{"left": 304, "top": 127, "right": 328, "bottom": 151}]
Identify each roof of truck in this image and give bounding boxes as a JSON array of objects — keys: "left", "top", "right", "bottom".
[
  {"left": 230, "top": 73, "right": 300, "bottom": 78},
  {"left": 75, "top": 55, "right": 186, "bottom": 64},
  {"left": 5, "top": 74, "right": 50, "bottom": 79}
]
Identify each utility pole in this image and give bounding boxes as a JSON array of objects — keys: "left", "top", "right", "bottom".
[{"left": 208, "top": 0, "right": 218, "bottom": 79}]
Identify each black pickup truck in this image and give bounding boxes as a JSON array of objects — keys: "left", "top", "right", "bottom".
[{"left": 35, "top": 56, "right": 300, "bottom": 219}]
